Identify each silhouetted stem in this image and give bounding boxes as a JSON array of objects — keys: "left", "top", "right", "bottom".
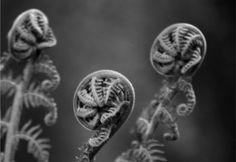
[{"left": 4, "top": 60, "right": 33, "bottom": 162}]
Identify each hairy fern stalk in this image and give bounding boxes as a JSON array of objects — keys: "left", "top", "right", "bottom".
[
  {"left": 0, "top": 9, "right": 60, "bottom": 162},
  {"left": 116, "top": 23, "right": 207, "bottom": 162}
]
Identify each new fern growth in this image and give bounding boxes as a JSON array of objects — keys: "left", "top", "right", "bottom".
[
  {"left": 73, "top": 70, "right": 135, "bottom": 162},
  {"left": 116, "top": 23, "right": 207, "bottom": 162},
  {"left": 0, "top": 9, "right": 60, "bottom": 162}
]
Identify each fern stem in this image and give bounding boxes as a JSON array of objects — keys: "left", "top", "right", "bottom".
[
  {"left": 144, "top": 102, "right": 164, "bottom": 140},
  {"left": 137, "top": 79, "right": 178, "bottom": 141},
  {"left": 4, "top": 60, "right": 33, "bottom": 162},
  {"left": 4, "top": 82, "right": 23, "bottom": 162},
  {"left": 146, "top": 90, "right": 177, "bottom": 141}
]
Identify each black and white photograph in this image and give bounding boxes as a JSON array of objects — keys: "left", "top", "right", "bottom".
[{"left": 1, "top": 0, "right": 235, "bottom": 162}]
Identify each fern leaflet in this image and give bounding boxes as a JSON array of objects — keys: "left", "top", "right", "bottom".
[
  {"left": 116, "top": 140, "right": 166, "bottom": 162},
  {"left": 88, "top": 127, "right": 111, "bottom": 147},
  {"left": 139, "top": 139, "right": 166, "bottom": 162},
  {"left": 23, "top": 83, "right": 58, "bottom": 126},
  {"left": 91, "top": 77, "right": 105, "bottom": 107},
  {"left": 14, "top": 121, "right": 51, "bottom": 162}
]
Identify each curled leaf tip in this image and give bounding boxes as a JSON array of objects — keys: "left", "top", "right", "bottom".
[
  {"left": 150, "top": 23, "right": 206, "bottom": 78},
  {"left": 73, "top": 70, "right": 135, "bottom": 161},
  {"left": 73, "top": 70, "right": 135, "bottom": 131},
  {"left": 8, "top": 9, "right": 57, "bottom": 60}
]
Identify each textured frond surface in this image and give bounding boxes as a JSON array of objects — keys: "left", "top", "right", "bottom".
[
  {"left": 150, "top": 23, "right": 206, "bottom": 77},
  {"left": 23, "top": 84, "right": 58, "bottom": 125},
  {"left": 88, "top": 127, "right": 111, "bottom": 147},
  {"left": 15, "top": 121, "right": 51, "bottom": 162},
  {"left": 176, "top": 78, "right": 196, "bottom": 116}
]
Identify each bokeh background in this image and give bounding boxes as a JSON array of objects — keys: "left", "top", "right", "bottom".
[{"left": 1, "top": 0, "right": 235, "bottom": 162}]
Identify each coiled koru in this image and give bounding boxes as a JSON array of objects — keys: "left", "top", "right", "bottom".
[
  {"left": 73, "top": 70, "right": 135, "bottom": 159},
  {"left": 150, "top": 23, "right": 207, "bottom": 77},
  {"left": 73, "top": 70, "right": 135, "bottom": 131},
  {"left": 7, "top": 9, "right": 56, "bottom": 60}
]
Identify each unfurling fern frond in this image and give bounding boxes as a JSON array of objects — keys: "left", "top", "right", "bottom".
[
  {"left": 15, "top": 121, "right": 51, "bottom": 162},
  {"left": 176, "top": 78, "right": 196, "bottom": 116},
  {"left": 1, "top": 9, "right": 59, "bottom": 162},
  {"left": 7, "top": 9, "right": 57, "bottom": 60},
  {"left": 116, "top": 140, "right": 166, "bottom": 162},
  {"left": 23, "top": 83, "right": 58, "bottom": 126},
  {"left": 0, "top": 75, "right": 19, "bottom": 97},
  {"left": 34, "top": 55, "right": 60, "bottom": 92}
]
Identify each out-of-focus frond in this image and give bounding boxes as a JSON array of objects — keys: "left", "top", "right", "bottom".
[
  {"left": 137, "top": 139, "right": 166, "bottom": 162},
  {"left": 115, "top": 149, "right": 133, "bottom": 162},
  {"left": 14, "top": 121, "right": 50, "bottom": 162},
  {"left": 0, "top": 75, "right": 18, "bottom": 97},
  {"left": 176, "top": 78, "right": 196, "bottom": 116},
  {"left": 0, "top": 119, "right": 10, "bottom": 138},
  {"left": 34, "top": 55, "right": 60, "bottom": 92},
  {"left": 23, "top": 83, "right": 58, "bottom": 126},
  {"left": 116, "top": 140, "right": 166, "bottom": 162}
]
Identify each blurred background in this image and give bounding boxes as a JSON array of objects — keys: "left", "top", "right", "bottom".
[{"left": 1, "top": 0, "right": 235, "bottom": 162}]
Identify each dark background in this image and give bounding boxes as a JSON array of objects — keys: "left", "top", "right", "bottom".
[{"left": 1, "top": 0, "right": 235, "bottom": 162}]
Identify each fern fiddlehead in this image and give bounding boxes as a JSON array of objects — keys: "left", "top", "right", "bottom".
[
  {"left": 117, "top": 23, "right": 206, "bottom": 161},
  {"left": 7, "top": 9, "right": 56, "bottom": 61},
  {"left": 150, "top": 23, "right": 206, "bottom": 77},
  {"left": 73, "top": 70, "right": 135, "bottom": 162},
  {"left": 1, "top": 9, "right": 59, "bottom": 162}
]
